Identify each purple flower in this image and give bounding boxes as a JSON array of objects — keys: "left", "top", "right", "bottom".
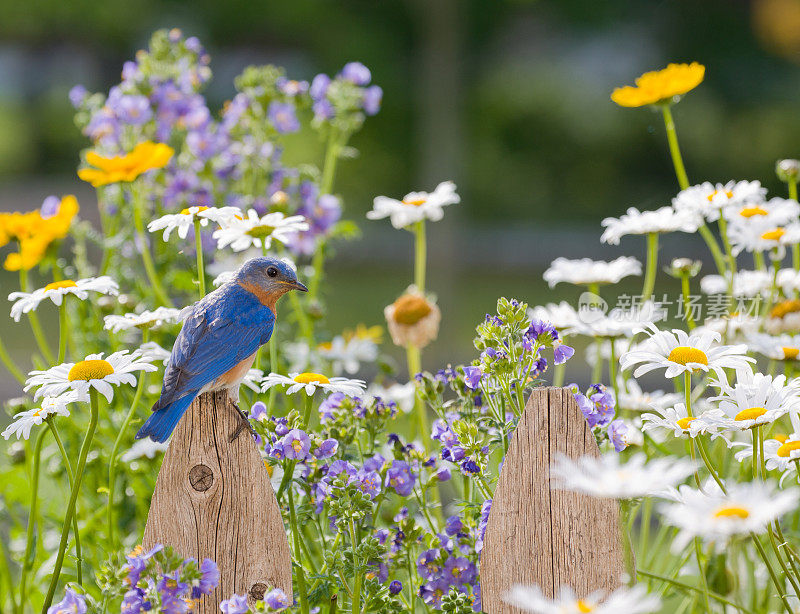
[
  {"left": 108, "top": 90, "right": 152, "bottom": 125},
  {"left": 264, "top": 588, "right": 292, "bottom": 609},
  {"left": 460, "top": 458, "right": 481, "bottom": 476},
  {"left": 268, "top": 101, "right": 300, "bottom": 133},
  {"left": 157, "top": 572, "right": 188, "bottom": 598},
  {"left": 389, "top": 580, "right": 403, "bottom": 595},
  {"left": 277, "top": 77, "right": 309, "bottom": 96},
  {"left": 68, "top": 85, "right": 88, "bottom": 108},
  {"left": 417, "top": 549, "right": 441, "bottom": 579},
  {"left": 553, "top": 343, "right": 575, "bottom": 365},
  {"left": 444, "top": 515, "right": 463, "bottom": 536},
  {"left": 310, "top": 74, "right": 331, "bottom": 100},
  {"left": 362, "top": 85, "right": 382, "bottom": 115},
  {"left": 444, "top": 556, "right": 477, "bottom": 585},
  {"left": 40, "top": 196, "right": 61, "bottom": 219},
  {"left": 312, "top": 99, "right": 334, "bottom": 121},
  {"left": 249, "top": 401, "right": 268, "bottom": 421},
  {"left": 48, "top": 588, "right": 86, "bottom": 614},
  {"left": 420, "top": 578, "right": 450, "bottom": 608},
  {"left": 462, "top": 366, "right": 483, "bottom": 390},
  {"left": 279, "top": 429, "right": 311, "bottom": 460},
  {"left": 313, "top": 438, "right": 338, "bottom": 459},
  {"left": 363, "top": 453, "right": 386, "bottom": 473},
  {"left": 385, "top": 460, "right": 416, "bottom": 496},
  {"left": 319, "top": 392, "right": 345, "bottom": 422},
  {"left": 192, "top": 558, "right": 219, "bottom": 598},
  {"left": 356, "top": 468, "right": 382, "bottom": 498},
  {"left": 435, "top": 467, "right": 451, "bottom": 482},
  {"left": 220, "top": 594, "right": 249, "bottom": 614},
  {"left": 476, "top": 499, "right": 492, "bottom": 553},
  {"left": 608, "top": 419, "right": 630, "bottom": 452},
  {"left": 340, "top": 62, "right": 371, "bottom": 85}
]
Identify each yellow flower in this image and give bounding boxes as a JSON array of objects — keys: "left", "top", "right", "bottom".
[
  {"left": 0, "top": 195, "right": 79, "bottom": 271},
  {"left": 611, "top": 62, "right": 705, "bottom": 108},
  {"left": 78, "top": 141, "right": 174, "bottom": 187}
]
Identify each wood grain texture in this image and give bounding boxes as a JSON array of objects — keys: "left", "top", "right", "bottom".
[
  {"left": 480, "top": 387, "right": 625, "bottom": 613},
  {"left": 143, "top": 390, "right": 292, "bottom": 611}
]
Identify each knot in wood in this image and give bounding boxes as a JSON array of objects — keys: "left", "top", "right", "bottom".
[
  {"left": 249, "top": 583, "right": 268, "bottom": 600},
  {"left": 188, "top": 464, "right": 214, "bottom": 491}
]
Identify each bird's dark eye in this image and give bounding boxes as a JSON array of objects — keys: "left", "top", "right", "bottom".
[{"left": 267, "top": 266, "right": 278, "bottom": 278}]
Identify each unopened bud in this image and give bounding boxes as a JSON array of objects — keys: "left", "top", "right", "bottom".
[{"left": 776, "top": 159, "right": 800, "bottom": 183}]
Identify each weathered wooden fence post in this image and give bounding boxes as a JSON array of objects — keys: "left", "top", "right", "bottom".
[
  {"left": 480, "top": 387, "right": 626, "bottom": 613},
  {"left": 143, "top": 390, "right": 292, "bottom": 611}
]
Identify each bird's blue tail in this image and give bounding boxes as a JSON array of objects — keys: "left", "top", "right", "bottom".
[{"left": 135, "top": 395, "right": 195, "bottom": 442}]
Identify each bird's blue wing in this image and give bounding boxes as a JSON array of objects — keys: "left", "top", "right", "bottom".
[{"left": 152, "top": 286, "right": 275, "bottom": 412}]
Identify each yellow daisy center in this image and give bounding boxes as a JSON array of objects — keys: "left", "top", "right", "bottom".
[
  {"left": 707, "top": 189, "right": 734, "bottom": 202},
  {"left": 667, "top": 346, "right": 708, "bottom": 366},
  {"left": 777, "top": 440, "right": 800, "bottom": 457},
  {"left": 734, "top": 406, "right": 766, "bottom": 422},
  {"left": 774, "top": 433, "right": 789, "bottom": 444},
  {"left": 714, "top": 506, "right": 750, "bottom": 519},
  {"left": 292, "top": 440, "right": 304, "bottom": 452},
  {"left": 180, "top": 206, "right": 209, "bottom": 215},
  {"left": 393, "top": 294, "right": 432, "bottom": 325},
  {"left": 770, "top": 299, "right": 800, "bottom": 319},
  {"left": 739, "top": 206, "right": 768, "bottom": 218},
  {"left": 676, "top": 417, "right": 696, "bottom": 430},
  {"left": 44, "top": 280, "right": 77, "bottom": 292},
  {"left": 783, "top": 347, "right": 800, "bottom": 360},
  {"left": 246, "top": 224, "right": 276, "bottom": 239},
  {"left": 761, "top": 227, "right": 785, "bottom": 241},
  {"left": 293, "top": 372, "right": 330, "bottom": 385},
  {"left": 576, "top": 601, "right": 593, "bottom": 613},
  {"left": 67, "top": 359, "right": 114, "bottom": 381},
  {"left": 402, "top": 198, "right": 426, "bottom": 207}
]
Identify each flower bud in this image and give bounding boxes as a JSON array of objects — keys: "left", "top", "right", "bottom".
[{"left": 777, "top": 159, "right": 800, "bottom": 183}]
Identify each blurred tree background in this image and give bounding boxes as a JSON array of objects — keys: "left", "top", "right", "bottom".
[{"left": 2, "top": 0, "right": 800, "bottom": 395}]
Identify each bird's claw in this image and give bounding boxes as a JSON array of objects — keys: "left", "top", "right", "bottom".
[{"left": 229, "top": 403, "right": 257, "bottom": 443}]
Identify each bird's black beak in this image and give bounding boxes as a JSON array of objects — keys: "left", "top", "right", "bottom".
[{"left": 289, "top": 280, "right": 308, "bottom": 292}]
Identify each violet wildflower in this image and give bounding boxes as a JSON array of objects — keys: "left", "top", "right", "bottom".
[
  {"left": 279, "top": 429, "right": 312, "bottom": 460},
  {"left": 389, "top": 580, "right": 403, "bottom": 595},
  {"left": 363, "top": 85, "right": 383, "bottom": 115},
  {"left": 553, "top": 342, "right": 575, "bottom": 365},
  {"left": 264, "top": 588, "right": 292, "bottom": 609},
  {"left": 268, "top": 101, "right": 300, "bottom": 133},
  {"left": 356, "top": 468, "right": 382, "bottom": 498},
  {"left": 313, "top": 438, "right": 338, "bottom": 459},
  {"left": 249, "top": 401, "right": 268, "bottom": 421},
  {"left": 47, "top": 588, "right": 86, "bottom": 614},
  {"left": 444, "top": 556, "right": 477, "bottom": 585},
  {"left": 192, "top": 558, "right": 219, "bottom": 598},
  {"left": 385, "top": 460, "right": 416, "bottom": 496},
  {"left": 340, "top": 61, "right": 371, "bottom": 85},
  {"left": 461, "top": 458, "right": 481, "bottom": 476},
  {"left": 608, "top": 419, "right": 630, "bottom": 452},
  {"left": 462, "top": 366, "right": 483, "bottom": 390},
  {"left": 220, "top": 594, "right": 249, "bottom": 614},
  {"left": 475, "top": 499, "right": 492, "bottom": 553}
]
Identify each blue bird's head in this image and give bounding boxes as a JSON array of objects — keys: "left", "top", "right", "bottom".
[{"left": 234, "top": 257, "right": 307, "bottom": 308}]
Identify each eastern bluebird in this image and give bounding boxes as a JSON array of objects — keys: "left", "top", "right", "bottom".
[{"left": 135, "top": 257, "right": 307, "bottom": 443}]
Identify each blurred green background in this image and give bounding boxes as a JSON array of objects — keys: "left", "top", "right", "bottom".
[{"left": 3, "top": 0, "right": 800, "bottom": 398}]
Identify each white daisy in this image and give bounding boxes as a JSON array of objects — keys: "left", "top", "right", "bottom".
[
  {"left": 765, "top": 299, "right": 800, "bottom": 335},
  {"left": 722, "top": 196, "right": 800, "bottom": 226},
  {"left": 317, "top": 335, "right": 378, "bottom": 375},
  {"left": 702, "top": 370, "right": 800, "bottom": 431},
  {"left": 747, "top": 332, "right": 800, "bottom": 361},
  {"left": 8, "top": 276, "right": 119, "bottom": 322},
  {"left": 659, "top": 481, "right": 798, "bottom": 550},
  {"left": 138, "top": 341, "right": 172, "bottom": 365},
  {"left": 600, "top": 206, "right": 700, "bottom": 245},
  {"left": 701, "top": 314, "right": 760, "bottom": 340},
  {"left": 24, "top": 350, "right": 158, "bottom": 402},
  {"left": 550, "top": 452, "right": 697, "bottom": 499},
  {"left": 641, "top": 403, "right": 718, "bottom": 439},
  {"left": 620, "top": 325, "right": 755, "bottom": 380},
  {"left": 616, "top": 378, "right": 681, "bottom": 413},
  {"left": 543, "top": 256, "right": 641, "bottom": 288},
  {"left": 727, "top": 217, "right": 800, "bottom": 255},
  {"left": 573, "top": 301, "right": 664, "bottom": 339},
  {"left": 699, "top": 269, "right": 771, "bottom": 297},
  {"left": 732, "top": 436, "right": 799, "bottom": 473},
  {"left": 241, "top": 368, "right": 264, "bottom": 393},
  {"left": 673, "top": 180, "right": 766, "bottom": 222},
  {"left": 103, "top": 307, "right": 183, "bottom": 333},
  {"left": 1, "top": 391, "right": 85, "bottom": 440},
  {"left": 529, "top": 302, "right": 582, "bottom": 334},
  {"left": 147, "top": 206, "right": 242, "bottom": 241},
  {"left": 504, "top": 584, "right": 660, "bottom": 614},
  {"left": 261, "top": 372, "right": 366, "bottom": 397},
  {"left": 212, "top": 210, "right": 309, "bottom": 252},
  {"left": 367, "top": 180, "right": 460, "bottom": 229},
  {"left": 120, "top": 438, "right": 169, "bottom": 463}
]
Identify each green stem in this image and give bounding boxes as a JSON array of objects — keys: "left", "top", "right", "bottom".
[
  {"left": 680, "top": 273, "right": 696, "bottom": 329},
  {"left": 302, "top": 393, "right": 314, "bottom": 430},
  {"left": 414, "top": 220, "right": 427, "bottom": 294},
  {"left": 660, "top": 104, "right": 690, "bottom": 190},
  {"left": 107, "top": 339, "right": 148, "bottom": 550},
  {"left": 288, "top": 290, "right": 313, "bottom": 341},
  {"left": 406, "top": 344, "right": 427, "bottom": 439},
  {"left": 194, "top": 218, "right": 206, "bottom": 298},
  {"left": 0, "top": 331, "right": 25, "bottom": 384},
  {"left": 636, "top": 569, "right": 754, "bottom": 613},
  {"left": 718, "top": 216, "right": 737, "bottom": 278},
  {"left": 349, "top": 517, "right": 362, "bottom": 614},
  {"left": 20, "top": 270, "right": 55, "bottom": 365},
  {"left": 641, "top": 232, "right": 658, "bottom": 298},
  {"left": 697, "top": 223, "right": 728, "bottom": 279},
  {"left": 288, "top": 488, "right": 310, "bottom": 614},
  {"left": 694, "top": 538, "right": 712, "bottom": 614},
  {"left": 751, "top": 532, "right": 794, "bottom": 613},
  {"left": 42, "top": 388, "right": 100, "bottom": 613},
  {"left": 47, "top": 419, "right": 83, "bottom": 587},
  {"left": 57, "top": 301, "right": 68, "bottom": 364},
  {"left": 131, "top": 186, "right": 172, "bottom": 307},
  {"left": 18, "top": 427, "right": 47, "bottom": 614}
]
